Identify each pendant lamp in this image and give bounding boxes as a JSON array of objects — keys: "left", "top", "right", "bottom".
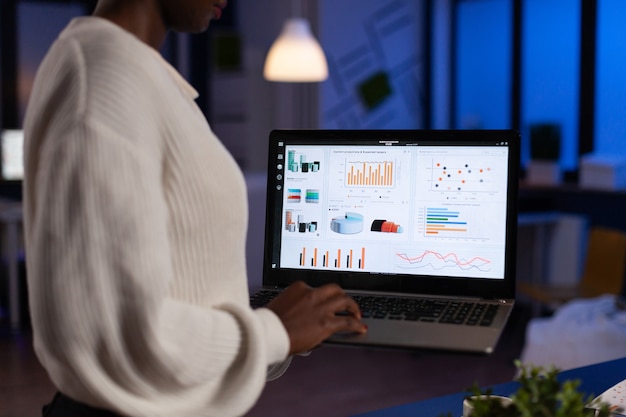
[{"left": 263, "top": 16, "right": 328, "bottom": 82}]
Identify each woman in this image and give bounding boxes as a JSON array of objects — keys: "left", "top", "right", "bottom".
[{"left": 23, "top": 1, "right": 367, "bottom": 416}]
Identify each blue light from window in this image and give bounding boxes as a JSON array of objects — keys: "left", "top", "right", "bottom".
[
  {"left": 456, "top": 0, "right": 512, "bottom": 129},
  {"left": 521, "top": 0, "right": 580, "bottom": 170},
  {"left": 595, "top": 0, "right": 626, "bottom": 157}
]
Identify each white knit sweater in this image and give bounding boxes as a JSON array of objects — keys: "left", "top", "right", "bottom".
[{"left": 23, "top": 17, "right": 289, "bottom": 417}]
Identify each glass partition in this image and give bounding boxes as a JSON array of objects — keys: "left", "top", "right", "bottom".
[{"left": 455, "top": 0, "right": 512, "bottom": 129}]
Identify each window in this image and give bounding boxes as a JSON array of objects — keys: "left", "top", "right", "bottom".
[
  {"left": 455, "top": 0, "right": 512, "bottom": 129},
  {"left": 521, "top": 0, "right": 580, "bottom": 170},
  {"left": 595, "top": 0, "right": 626, "bottom": 156}
]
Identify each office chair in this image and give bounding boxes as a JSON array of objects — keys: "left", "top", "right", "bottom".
[{"left": 518, "top": 226, "right": 626, "bottom": 312}]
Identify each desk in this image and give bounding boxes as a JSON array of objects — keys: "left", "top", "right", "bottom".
[
  {"left": 519, "top": 183, "right": 626, "bottom": 232},
  {"left": 353, "top": 357, "right": 626, "bottom": 417}
]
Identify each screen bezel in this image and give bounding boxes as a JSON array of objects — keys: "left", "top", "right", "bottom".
[{"left": 262, "top": 129, "right": 520, "bottom": 300}]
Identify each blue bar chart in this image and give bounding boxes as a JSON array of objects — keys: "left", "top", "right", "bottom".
[{"left": 424, "top": 207, "right": 467, "bottom": 235}]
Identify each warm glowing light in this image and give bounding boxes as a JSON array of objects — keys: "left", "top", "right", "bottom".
[{"left": 263, "top": 18, "right": 328, "bottom": 82}]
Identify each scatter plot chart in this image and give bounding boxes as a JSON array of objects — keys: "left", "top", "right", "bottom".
[{"left": 427, "top": 157, "right": 499, "bottom": 192}]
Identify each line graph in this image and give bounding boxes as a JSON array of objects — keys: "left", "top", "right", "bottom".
[{"left": 394, "top": 249, "right": 492, "bottom": 272}]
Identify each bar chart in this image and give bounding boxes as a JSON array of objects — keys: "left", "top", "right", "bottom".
[
  {"left": 346, "top": 160, "right": 395, "bottom": 187},
  {"left": 424, "top": 207, "right": 468, "bottom": 236},
  {"left": 415, "top": 204, "right": 506, "bottom": 243},
  {"left": 298, "top": 246, "right": 366, "bottom": 270}
]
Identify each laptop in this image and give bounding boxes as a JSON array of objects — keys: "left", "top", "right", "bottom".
[{"left": 251, "top": 129, "right": 520, "bottom": 354}]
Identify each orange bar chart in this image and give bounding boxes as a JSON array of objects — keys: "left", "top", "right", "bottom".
[
  {"left": 347, "top": 161, "right": 394, "bottom": 187},
  {"left": 299, "top": 247, "right": 366, "bottom": 270}
]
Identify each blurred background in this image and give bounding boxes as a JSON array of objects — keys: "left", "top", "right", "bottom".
[{"left": 2, "top": 1, "right": 626, "bottom": 416}]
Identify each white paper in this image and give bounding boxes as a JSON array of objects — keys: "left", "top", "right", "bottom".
[{"left": 588, "top": 378, "right": 626, "bottom": 415}]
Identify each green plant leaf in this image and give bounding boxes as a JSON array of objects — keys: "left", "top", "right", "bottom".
[{"left": 454, "top": 361, "right": 615, "bottom": 417}]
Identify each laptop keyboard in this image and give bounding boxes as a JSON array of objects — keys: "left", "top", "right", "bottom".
[
  {"left": 351, "top": 295, "right": 498, "bottom": 326},
  {"left": 249, "top": 290, "right": 281, "bottom": 308},
  {"left": 250, "top": 290, "right": 499, "bottom": 327}
]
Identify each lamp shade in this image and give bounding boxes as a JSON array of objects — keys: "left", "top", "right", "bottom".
[{"left": 263, "top": 18, "right": 328, "bottom": 82}]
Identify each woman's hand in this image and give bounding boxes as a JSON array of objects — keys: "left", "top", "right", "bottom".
[{"left": 266, "top": 281, "right": 367, "bottom": 355}]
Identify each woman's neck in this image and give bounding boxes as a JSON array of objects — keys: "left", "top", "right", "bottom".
[{"left": 92, "top": 0, "right": 167, "bottom": 50}]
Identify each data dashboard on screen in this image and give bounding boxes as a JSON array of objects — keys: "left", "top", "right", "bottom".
[{"left": 277, "top": 143, "right": 510, "bottom": 280}]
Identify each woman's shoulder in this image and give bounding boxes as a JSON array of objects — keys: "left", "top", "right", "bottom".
[
  {"left": 41, "top": 17, "right": 177, "bottom": 122},
  {"left": 58, "top": 17, "right": 162, "bottom": 76}
]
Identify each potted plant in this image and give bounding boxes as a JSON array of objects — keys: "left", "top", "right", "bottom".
[
  {"left": 526, "top": 123, "right": 562, "bottom": 186},
  {"left": 445, "top": 361, "right": 616, "bottom": 417}
]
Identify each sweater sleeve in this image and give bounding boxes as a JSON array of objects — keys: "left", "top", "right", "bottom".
[
  {"left": 23, "top": 28, "right": 290, "bottom": 415},
  {"left": 25, "top": 116, "right": 290, "bottom": 416}
]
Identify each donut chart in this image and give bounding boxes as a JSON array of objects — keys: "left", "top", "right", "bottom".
[{"left": 330, "top": 212, "right": 364, "bottom": 234}]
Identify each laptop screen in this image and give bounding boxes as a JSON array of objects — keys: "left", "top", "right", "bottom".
[{"left": 263, "top": 130, "right": 520, "bottom": 299}]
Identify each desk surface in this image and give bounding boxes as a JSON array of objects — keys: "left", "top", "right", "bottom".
[{"left": 353, "top": 357, "right": 626, "bottom": 417}]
